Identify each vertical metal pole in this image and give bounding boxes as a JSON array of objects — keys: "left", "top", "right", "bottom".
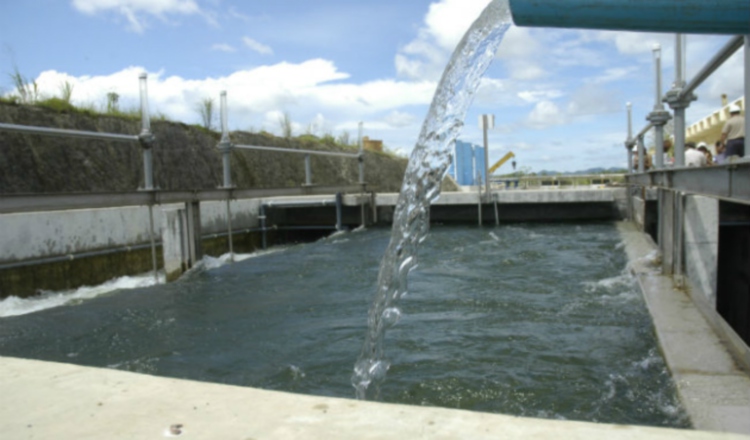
[
  {"left": 305, "top": 154, "right": 312, "bottom": 186},
  {"left": 675, "top": 34, "right": 686, "bottom": 90},
  {"left": 477, "top": 172, "right": 483, "bottom": 227},
  {"left": 626, "top": 103, "right": 633, "bottom": 173},
  {"left": 674, "top": 192, "right": 684, "bottom": 287},
  {"left": 673, "top": 107, "right": 686, "bottom": 167},
  {"left": 493, "top": 193, "right": 499, "bottom": 226},
  {"left": 653, "top": 45, "right": 665, "bottom": 169},
  {"left": 220, "top": 91, "right": 232, "bottom": 189},
  {"left": 482, "top": 115, "right": 491, "bottom": 200},
  {"left": 139, "top": 74, "right": 154, "bottom": 190},
  {"left": 745, "top": 35, "right": 750, "bottom": 159},
  {"left": 138, "top": 73, "right": 158, "bottom": 284},
  {"left": 358, "top": 121, "right": 365, "bottom": 185},
  {"left": 225, "top": 199, "right": 234, "bottom": 261},
  {"left": 627, "top": 102, "right": 633, "bottom": 141},
  {"left": 673, "top": 34, "right": 686, "bottom": 167},
  {"left": 360, "top": 200, "right": 366, "bottom": 229},
  {"left": 335, "top": 192, "right": 343, "bottom": 231},
  {"left": 260, "top": 204, "right": 267, "bottom": 250},
  {"left": 219, "top": 91, "right": 234, "bottom": 261}
]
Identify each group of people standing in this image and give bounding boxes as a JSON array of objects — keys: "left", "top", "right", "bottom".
[{"left": 633, "top": 104, "right": 745, "bottom": 170}]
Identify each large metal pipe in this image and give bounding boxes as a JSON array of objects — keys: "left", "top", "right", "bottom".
[{"left": 509, "top": 0, "right": 750, "bottom": 35}]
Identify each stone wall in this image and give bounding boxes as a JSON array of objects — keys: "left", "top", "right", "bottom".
[{"left": 0, "top": 102, "right": 410, "bottom": 193}]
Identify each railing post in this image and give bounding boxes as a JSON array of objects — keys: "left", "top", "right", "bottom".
[
  {"left": 358, "top": 121, "right": 365, "bottom": 186},
  {"left": 625, "top": 102, "right": 635, "bottom": 174},
  {"left": 138, "top": 73, "right": 158, "bottom": 284},
  {"left": 664, "top": 34, "right": 696, "bottom": 167},
  {"left": 218, "top": 91, "right": 234, "bottom": 261},
  {"left": 335, "top": 192, "right": 343, "bottom": 231},
  {"left": 305, "top": 154, "right": 312, "bottom": 186},
  {"left": 138, "top": 73, "right": 155, "bottom": 191},
  {"left": 637, "top": 135, "right": 646, "bottom": 173},
  {"left": 648, "top": 44, "right": 671, "bottom": 169}
]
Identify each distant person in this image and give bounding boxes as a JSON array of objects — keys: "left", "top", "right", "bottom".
[
  {"left": 715, "top": 140, "right": 726, "bottom": 164},
  {"left": 697, "top": 142, "right": 713, "bottom": 165},
  {"left": 721, "top": 104, "right": 745, "bottom": 158},
  {"left": 685, "top": 142, "right": 707, "bottom": 167},
  {"left": 633, "top": 147, "right": 651, "bottom": 171}
]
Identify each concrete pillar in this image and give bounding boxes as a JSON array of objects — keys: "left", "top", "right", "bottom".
[
  {"left": 660, "top": 190, "right": 675, "bottom": 275},
  {"left": 162, "top": 207, "right": 187, "bottom": 282},
  {"left": 674, "top": 192, "right": 685, "bottom": 285},
  {"left": 683, "top": 195, "right": 719, "bottom": 308},
  {"left": 186, "top": 201, "right": 202, "bottom": 266}
]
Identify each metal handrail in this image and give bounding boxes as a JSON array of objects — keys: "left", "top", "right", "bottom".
[
  {"left": 679, "top": 35, "right": 744, "bottom": 101},
  {"left": 0, "top": 122, "right": 140, "bottom": 143},
  {"left": 0, "top": 185, "right": 368, "bottom": 214},
  {"left": 233, "top": 143, "right": 360, "bottom": 159}
]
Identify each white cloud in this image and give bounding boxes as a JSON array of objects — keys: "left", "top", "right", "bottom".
[
  {"left": 384, "top": 111, "right": 417, "bottom": 128},
  {"left": 589, "top": 67, "right": 638, "bottom": 85},
  {"left": 395, "top": 0, "right": 491, "bottom": 81},
  {"left": 211, "top": 43, "right": 236, "bottom": 53},
  {"left": 517, "top": 89, "right": 564, "bottom": 104},
  {"left": 585, "top": 30, "right": 673, "bottom": 57},
  {"left": 71, "top": 0, "right": 201, "bottom": 32},
  {"left": 27, "top": 60, "right": 437, "bottom": 140},
  {"left": 527, "top": 100, "right": 567, "bottom": 129},
  {"left": 242, "top": 37, "right": 273, "bottom": 56}
]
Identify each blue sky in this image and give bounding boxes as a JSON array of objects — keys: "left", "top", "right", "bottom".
[{"left": 1, "top": 0, "right": 745, "bottom": 173}]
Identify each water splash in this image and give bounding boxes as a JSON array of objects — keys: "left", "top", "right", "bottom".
[{"left": 352, "top": 0, "right": 512, "bottom": 399}]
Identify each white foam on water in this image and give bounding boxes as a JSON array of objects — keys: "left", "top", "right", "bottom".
[
  {"left": 0, "top": 272, "right": 165, "bottom": 318},
  {"left": 0, "top": 248, "right": 290, "bottom": 318},
  {"left": 582, "top": 271, "right": 634, "bottom": 293}
]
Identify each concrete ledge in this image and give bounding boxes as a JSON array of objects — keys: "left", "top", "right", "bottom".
[
  {"left": 1, "top": 356, "right": 747, "bottom": 440},
  {"left": 618, "top": 222, "right": 750, "bottom": 435}
]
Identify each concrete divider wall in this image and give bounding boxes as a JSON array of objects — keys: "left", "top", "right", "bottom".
[
  {"left": 684, "top": 195, "right": 719, "bottom": 308},
  {"left": 0, "top": 200, "right": 264, "bottom": 266}
]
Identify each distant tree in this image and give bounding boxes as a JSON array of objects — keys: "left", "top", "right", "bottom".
[
  {"left": 106, "top": 92, "right": 119, "bottom": 113},
  {"left": 196, "top": 97, "right": 215, "bottom": 130}
]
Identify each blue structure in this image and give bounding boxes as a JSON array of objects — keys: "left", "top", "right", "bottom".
[{"left": 448, "top": 140, "right": 486, "bottom": 186}]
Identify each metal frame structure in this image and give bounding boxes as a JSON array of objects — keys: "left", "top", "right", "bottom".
[
  {"left": 625, "top": 32, "right": 750, "bottom": 290},
  {"left": 0, "top": 77, "right": 372, "bottom": 283}
]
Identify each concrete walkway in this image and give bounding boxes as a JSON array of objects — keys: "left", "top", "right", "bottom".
[
  {"left": 618, "top": 222, "right": 750, "bottom": 435},
  {"left": 1, "top": 355, "right": 749, "bottom": 440}
]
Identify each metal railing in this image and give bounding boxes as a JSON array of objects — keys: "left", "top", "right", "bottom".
[
  {"left": 0, "top": 73, "right": 160, "bottom": 281},
  {"left": 491, "top": 174, "right": 626, "bottom": 190},
  {"left": 626, "top": 34, "right": 748, "bottom": 172},
  {"left": 1, "top": 76, "right": 371, "bottom": 277}
]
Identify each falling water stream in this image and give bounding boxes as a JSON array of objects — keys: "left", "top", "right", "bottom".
[{"left": 351, "top": 0, "right": 511, "bottom": 399}]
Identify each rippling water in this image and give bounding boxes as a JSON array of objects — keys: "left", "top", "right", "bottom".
[{"left": 0, "top": 223, "right": 688, "bottom": 428}]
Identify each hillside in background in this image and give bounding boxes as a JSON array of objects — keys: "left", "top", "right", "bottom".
[{"left": 0, "top": 102, "right": 418, "bottom": 194}]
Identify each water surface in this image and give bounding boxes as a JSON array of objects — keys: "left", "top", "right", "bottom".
[{"left": 0, "top": 223, "right": 688, "bottom": 427}]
